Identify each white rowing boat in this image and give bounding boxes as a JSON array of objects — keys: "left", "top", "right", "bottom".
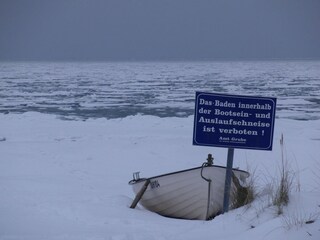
[{"left": 129, "top": 156, "right": 249, "bottom": 220}]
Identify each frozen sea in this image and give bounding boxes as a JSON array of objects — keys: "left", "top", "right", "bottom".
[{"left": 1, "top": 61, "right": 319, "bottom": 120}]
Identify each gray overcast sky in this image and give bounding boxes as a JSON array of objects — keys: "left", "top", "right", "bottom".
[{"left": 0, "top": 0, "right": 320, "bottom": 61}]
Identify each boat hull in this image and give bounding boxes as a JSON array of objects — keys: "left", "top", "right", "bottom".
[{"left": 129, "top": 165, "right": 249, "bottom": 220}]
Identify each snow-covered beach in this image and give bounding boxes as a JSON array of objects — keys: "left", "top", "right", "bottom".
[
  {"left": 0, "top": 112, "right": 319, "bottom": 240},
  {"left": 0, "top": 61, "right": 319, "bottom": 239}
]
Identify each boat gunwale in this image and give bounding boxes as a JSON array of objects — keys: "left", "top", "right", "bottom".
[{"left": 129, "top": 164, "right": 249, "bottom": 185}]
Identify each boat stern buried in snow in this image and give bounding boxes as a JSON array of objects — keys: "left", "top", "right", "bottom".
[{"left": 129, "top": 155, "right": 249, "bottom": 220}]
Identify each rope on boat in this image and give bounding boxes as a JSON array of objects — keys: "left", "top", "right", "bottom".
[{"left": 201, "top": 156, "right": 213, "bottom": 220}]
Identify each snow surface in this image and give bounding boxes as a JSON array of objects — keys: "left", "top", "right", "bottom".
[{"left": 0, "top": 112, "right": 319, "bottom": 240}]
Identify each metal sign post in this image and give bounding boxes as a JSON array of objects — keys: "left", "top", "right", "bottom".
[
  {"left": 223, "top": 148, "right": 234, "bottom": 213},
  {"left": 193, "top": 91, "right": 277, "bottom": 214}
]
